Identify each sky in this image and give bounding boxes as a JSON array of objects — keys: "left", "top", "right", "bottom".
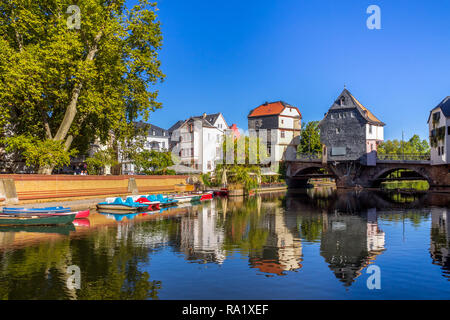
[{"left": 127, "top": 0, "right": 450, "bottom": 141}]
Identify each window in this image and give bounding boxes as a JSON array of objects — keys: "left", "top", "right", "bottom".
[
  {"left": 336, "top": 128, "right": 341, "bottom": 134},
  {"left": 191, "top": 148, "right": 194, "bottom": 156},
  {"left": 448, "top": 126, "right": 450, "bottom": 135},
  {"left": 207, "top": 161, "right": 211, "bottom": 170},
  {"left": 330, "top": 114, "right": 334, "bottom": 119},
  {"left": 162, "top": 142, "right": 165, "bottom": 149},
  {"left": 369, "top": 125, "right": 373, "bottom": 134},
  {"left": 281, "top": 130, "right": 285, "bottom": 138},
  {"left": 438, "top": 147, "right": 441, "bottom": 156},
  {"left": 351, "top": 112, "right": 355, "bottom": 118},
  {"left": 442, "top": 146, "right": 445, "bottom": 155},
  {"left": 340, "top": 97, "right": 345, "bottom": 106},
  {"left": 152, "top": 130, "right": 156, "bottom": 135},
  {"left": 281, "top": 119, "right": 284, "bottom": 124}
]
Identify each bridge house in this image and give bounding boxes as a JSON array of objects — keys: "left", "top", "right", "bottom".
[
  {"left": 318, "top": 89, "right": 385, "bottom": 165},
  {"left": 247, "top": 101, "right": 302, "bottom": 163},
  {"left": 428, "top": 96, "right": 450, "bottom": 165}
]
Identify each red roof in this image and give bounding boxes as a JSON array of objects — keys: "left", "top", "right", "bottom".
[{"left": 248, "top": 101, "right": 302, "bottom": 118}]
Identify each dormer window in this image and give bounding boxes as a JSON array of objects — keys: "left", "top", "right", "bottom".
[{"left": 340, "top": 97, "right": 345, "bottom": 106}]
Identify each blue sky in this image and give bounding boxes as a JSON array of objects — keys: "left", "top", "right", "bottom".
[{"left": 128, "top": 0, "right": 450, "bottom": 141}]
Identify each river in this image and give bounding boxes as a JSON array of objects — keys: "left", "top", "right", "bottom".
[{"left": 0, "top": 188, "right": 449, "bottom": 299}]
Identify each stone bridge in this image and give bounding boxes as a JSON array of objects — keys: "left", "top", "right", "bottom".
[{"left": 285, "top": 157, "right": 450, "bottom": 189}]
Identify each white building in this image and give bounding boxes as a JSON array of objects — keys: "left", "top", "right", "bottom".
[
  {"left": 247, "top": 101, "right": 302, "bottom": 162},
  {"left": 428, "top": 96, "right": 450, "bottom": 165},
  {"left": 120, "top": 122, "right": 170, "bottom": 174},
  {"left": 169, "top": 113, "right": 228, "bottom": 173}
]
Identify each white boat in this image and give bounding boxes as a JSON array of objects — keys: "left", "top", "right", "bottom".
[{"left": 171, "top": 194, "right": 202, "bottom": 203}]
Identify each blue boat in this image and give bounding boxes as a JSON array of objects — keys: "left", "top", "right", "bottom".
[
  {"left": 2, "top": 206, "right": 71, "bottom": 214},
  {"left": 96, "top": 197, "right": 149, "bottom": 212},
  {"left": 147, "top": 194, "right": 178, "bottom": 206}
]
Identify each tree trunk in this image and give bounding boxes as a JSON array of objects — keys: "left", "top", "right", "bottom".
[{"left": 37, "top": 31, "right": 103, "bottom": 175}]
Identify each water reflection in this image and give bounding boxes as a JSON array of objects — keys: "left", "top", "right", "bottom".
[
  {"left": 320, "top": 208, "right": 385, "bottom": 287},
  {"left": 0, "top": 188, "right": 448, "bottom": 299},
  {"left": 430, "top": 208, "right": 450, "bottom": 279}
]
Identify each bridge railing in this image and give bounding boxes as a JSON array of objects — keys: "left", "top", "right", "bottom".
[
  {"left": 291, "top": 153, "right": 322, "bottom": 161},
  {"left": 376, "top": 153, "right": 430, "bottom": 161}
]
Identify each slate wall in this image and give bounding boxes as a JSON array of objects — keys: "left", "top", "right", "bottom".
[{"left": 319, "top": 108, "right": 367, "bottom": 162}]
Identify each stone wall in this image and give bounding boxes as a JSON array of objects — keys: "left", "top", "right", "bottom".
[{"left": 0, "top": 174, "right": 192, "bottom": 203}]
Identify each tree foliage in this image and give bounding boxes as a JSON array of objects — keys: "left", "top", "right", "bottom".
[
  {"left": 298, "top": 121, "right": 321, "bottom": 155},
  {"left": 86, "top": 148, "right": 118, "bottom": 175},
  {"left": 131, "top": 150, "right": 175, "bottom": 175},
  {"left": 377, "top": 134, "right": 430, "bottom": 155},
  {"left": 0, "top": 0, "right": 164, "bottom": 173},
  {"left": 214, "top": 135, "right": 263, "bottom": 191},
  {"left": 1, "top": 135, "right": 77, "bottom": 171}
]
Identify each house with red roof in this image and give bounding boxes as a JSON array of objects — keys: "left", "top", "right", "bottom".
[{"left": 247, "top": 101, "right": 302, "bottom": 162}]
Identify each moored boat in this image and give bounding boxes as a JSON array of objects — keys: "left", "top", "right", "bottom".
[
  {"left": 96, "top": 197, "right": 149, "bottom": 212},
  {"left": 1, "top": 208, "right": 89, "bottom": 219},
  {"left": 2, "top": 206, "right": 71, "bottom": 214},
  {"left": 0, "top": 212, "right": 77, "bottom": 226}
]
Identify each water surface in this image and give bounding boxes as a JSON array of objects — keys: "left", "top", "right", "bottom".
[{"left": 0, "top": 189, "right": 449, "bottom": 300}]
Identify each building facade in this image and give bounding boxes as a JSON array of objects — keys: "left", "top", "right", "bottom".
[
  {"left": 169, "top": 113, "right": 228, "bottom": 173},
  {"left": 247, "top": 101, "right": 302, "bottom": 163},
  {"left": 120, "top": 122, "right": 170, "bottom": 175},
  {"left": 318, "top": 88, "right": 384, "bottom": 165},
  {"left": 428, "top": 96, "right": 450, "bottom": 165}
]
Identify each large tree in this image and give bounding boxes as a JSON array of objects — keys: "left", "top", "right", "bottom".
[
  {"left": 0, "top": 0, "right": 164, "bottom": 173},
  {"left": 298, "top": 121, "right": 321, "bottom": 155}
]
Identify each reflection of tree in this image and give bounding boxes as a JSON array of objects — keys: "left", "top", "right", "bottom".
[
  {"left": 0, "top": 225, "right": 163, "bottom": 300},
  {"left": 298, "top": 214, "right": 324, "bottom": 242},
  {"left": 222, "top": 196, "right": 269, "bottom": 254}
]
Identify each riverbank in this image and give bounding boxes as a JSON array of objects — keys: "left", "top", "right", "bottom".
[{"left": 0, "top": 174, "right": 194, "bottom": 205}]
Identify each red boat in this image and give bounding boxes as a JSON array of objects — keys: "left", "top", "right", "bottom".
[
  {"left": 73, "top": 218, "right": 90, "bottom": 227},
  {"left": 75, "top": 210, "right": 90, "bottom": 219},
  {"left": 200, "top": 191, "right": 214, "bottom": 201},
  {"left": 135, "top": 197, "right": 161, "bottom": 210},
  {"left": 213, "top": 189, "right": 228, "bottom": 197}
]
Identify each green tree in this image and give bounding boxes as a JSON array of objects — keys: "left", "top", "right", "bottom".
[
  {"left": 215, "top": 134, "right": 264, "bottom": 192},
  {"left": 131, "top": 150, "right": 175, "bottom": 175},
  {"left": 86, "top": 147, "right": 118, "bottom": 175},
  {"left": 1, "top": 135, "right": 78, "bottom": 172},
  {"left": 298, "top": 121, "right": 321, "bottom": 155},
  {"left": 378, "top": 134, "right": 430, "bottom": 155},
  {"left": 0, "top": 0, "right": 164, "bottom": 174}
]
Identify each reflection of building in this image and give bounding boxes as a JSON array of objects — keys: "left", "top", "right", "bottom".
[
  {"left": 320, "top": 209, "right": 385, "bottom": 286},
  {"left": 430, "top": 208, "right": 450, "bottom": 279},
  {"left": 249, "top": 207, "right": 303, "bottom": 275},
  {"left": 179, "top": 201, "right": 226, "bottom": 264}
]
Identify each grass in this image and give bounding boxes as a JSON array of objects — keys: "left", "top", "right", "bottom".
[{"left": 380, "top": 180, "right": 429, "bottom": 191}]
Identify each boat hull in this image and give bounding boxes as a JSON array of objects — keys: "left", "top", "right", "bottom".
[{"left": 0, "top": 213, "right": 76, "bottom": 226}]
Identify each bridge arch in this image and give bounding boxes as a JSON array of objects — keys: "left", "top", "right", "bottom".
[{"left": 370, "top": 167, "right": 432, "bottom": 188}]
